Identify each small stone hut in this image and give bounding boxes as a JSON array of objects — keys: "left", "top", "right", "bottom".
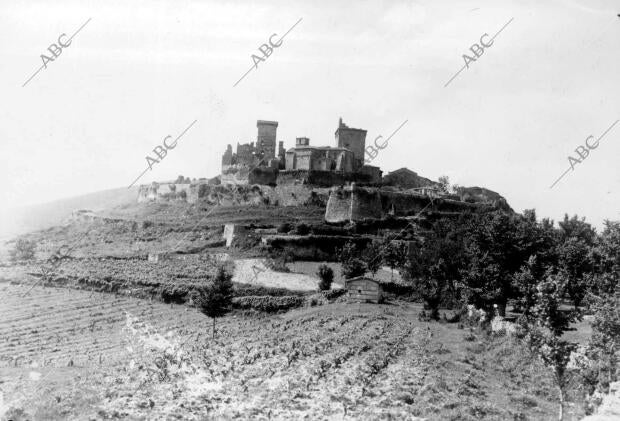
[{"left": 345, "top": 277, "right": 383, "bottom": 303}]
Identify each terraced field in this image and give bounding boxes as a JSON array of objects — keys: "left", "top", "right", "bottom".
[{"left": 0, "top": 282, "right": 570, "bottom": 421}]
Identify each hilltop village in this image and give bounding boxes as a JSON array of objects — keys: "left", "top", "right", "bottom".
[{"left": 137, "top": 118, "right": 511, "bottom": 222}]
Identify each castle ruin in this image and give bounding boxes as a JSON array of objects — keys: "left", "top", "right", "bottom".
[{"left": 221, "top": 118, "right": 382, "bottom": 186}]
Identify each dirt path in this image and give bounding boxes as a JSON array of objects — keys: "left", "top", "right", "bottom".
[{"left": 232, "top": 258, "right": 342, "bottom": 291}]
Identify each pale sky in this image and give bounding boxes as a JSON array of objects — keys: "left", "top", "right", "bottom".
[{"left": 1, "top": 0, "right": 618, "bottom": 228}]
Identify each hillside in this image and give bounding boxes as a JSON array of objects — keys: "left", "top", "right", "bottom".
[{"left": 0, "top": 187, "right": 140, "bottom": 240}]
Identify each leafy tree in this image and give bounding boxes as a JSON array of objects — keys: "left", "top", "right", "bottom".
[
  {"left": 382, "top": 238, "right": 407, "bottom": 281},
  {"left": 363, "top": 240, "right": 384, "bottom": 278},
  {"left": 193, "top": 265, "right": 234, "bottom": 338},
  {"left": 9, "top": 238, "right": 37, "bottom": 263},
  {"left": 402, "top": 219, "right": 466, "bottom": 319},
  {"left": 317, "top": 264, "right": 334, "bottom": 291},
  {"left": 513, "top": 256, "right": 545, "bottom": 318},
  {"left": 590, "top": 220, "right": 620, "bottom": 295},
  {"left": 338, "top": 241, "right": 367, "bottom": 279},
  {"left": 582, "top": 292, "right": 620, "bottom": 399},
  {"left": 558, "top": 214, "right": 596, "bottom": 245},
  {"left": 437, "top": 175, "right": 450, "bottom": 194},
  {"left": 525, "top": 274, "right": 579, "bottom": 421},
  {"left": 341, "top": 258, "right": 367, "bottom": 279},
  {"left": 461, "top": 211, "right": 550, "bottom": 316},
  {"left": 557, "top": 237, "right": 592, "bottom": 308}
]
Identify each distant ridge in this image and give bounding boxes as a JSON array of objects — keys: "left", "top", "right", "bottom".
[{"left": 0, "top": 186, "right": 140, "bottom": 240}]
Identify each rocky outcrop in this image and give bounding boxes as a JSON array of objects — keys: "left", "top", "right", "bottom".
[
  {"left": 382, "top": 168, "right": 440, "bottom": 189},
  {"left": 457, "top": 186, "right": 512, "bottom": 212},
  {"left": 325, "top": 184, "right": 491, "bottom": 223}
]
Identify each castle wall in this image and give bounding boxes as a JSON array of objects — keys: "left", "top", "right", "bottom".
[
  {"left": 325, "top": 185, "right": 488, "bottom": 223},
  {"left": 350, "top": 185, "right": 382, "bottom": 220},
  {"left": 277, "top": 170, "right": 375, "bottom": 187},
  {"left": 324, "top": 187, "right": 352, "bottom": 223}
]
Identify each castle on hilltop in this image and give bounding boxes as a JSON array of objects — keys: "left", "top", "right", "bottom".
[{"left": 221, "top": 119, "right": 382, "bottom": 186}]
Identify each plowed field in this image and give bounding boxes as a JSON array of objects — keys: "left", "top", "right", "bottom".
[{"left": 0, "top": 283, "right": 569, "bottom": 421}]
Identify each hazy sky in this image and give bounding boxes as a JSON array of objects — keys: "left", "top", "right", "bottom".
[{"left": 1, "top": 0, "right": 618, "bottom": 228}]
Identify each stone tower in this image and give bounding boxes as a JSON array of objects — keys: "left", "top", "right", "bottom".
[
  {"left": 256, "top": 120, "right": 278, "bottom": 159},
  {"left": 335, "top": 118, "right": 367, "bottom": 169}
]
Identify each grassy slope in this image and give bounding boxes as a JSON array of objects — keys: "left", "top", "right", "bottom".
[{"left": 0, "top": 284, "right": 575, "bottom": 421}]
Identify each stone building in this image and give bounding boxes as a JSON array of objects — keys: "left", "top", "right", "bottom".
[
  {"left": 283, "top": 118, "right": 368, "bottom": 173},
  {"left": 221, "top": 118, "right": 382, "bottom": 185},
  {"left": 284, "top": 137, "right": 355, "bottom": 172}
]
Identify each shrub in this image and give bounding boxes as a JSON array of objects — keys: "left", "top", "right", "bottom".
[
  {"left": 142, "top": 220, "right": 153, "bottom": 229},
  {"left": 9, "top": 238, "right": 36, "bottom": 262},
  {"left": 277, "top": 222, "right": 292, "bottom": 233},
  {"left": 159, "top": 283, "right": 193, "bottom": 304},
  {"left": 234, "top": 283, "right": 305, "bottom": 297},
  {"left": 317, "top": 264, "right": 334, "bottom": 291},
  {"left": 232, "top": 295, "right": 304, "bottom": 313},
  {"left": 295, "top": 223, "right": 310, "bottom": 235},
  {"left": 233, "top": 233, "right": 261, "bottom": 250},
  {"left": 320, "top": 288, "right": 346, "bottom": 300}
]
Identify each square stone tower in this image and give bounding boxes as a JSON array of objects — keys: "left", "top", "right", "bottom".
[
  {"left": 256, "top": 120, "right": 278, "bottom": 159},
  {"left": 335, "top": 118, "right": 367, "bottom": 169}
]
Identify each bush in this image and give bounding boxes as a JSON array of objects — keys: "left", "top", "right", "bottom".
[
  {"left": 9, "top": 238, "right": 36, "bottom": 262},
  {"left": 341, "top": 258, "right": 367, "bottom": 279},
  {"left": 295, "top": 223, "right": 310, "bottom": 235},
  {"left": 277, "top": 223, "right": 292, "bottom": 233},
  {"left": 319, "top": 288, "right": 346, "bottom": 300},
  {"left": 232, "top": 295, "right": 304, "bottom": 313},
  {"left": 142, "top": 220, "right": 154, "bottom": 229},
  {"left": 234, "top": 283, "right": 306, "bottom": 297},
  {"left": 159, "top": 283, "right": 194, "bottom": 304},
  {"left": 233, "top": 233, "right": 261, "bottom": 250},
  {"left": 317, "top": 264, "right": 334, "bottom": 291}
]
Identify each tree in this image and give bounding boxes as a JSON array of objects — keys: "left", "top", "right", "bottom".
[
  {"left": 557, "top": 237, "right": 592, "bottom": 308},
  {"left": 9, "top": 238, "right": 37, "bottom": 263},
  {"left": 579, "top": 291, "right": 620, "bottom": 409},
  {"left": 437, "top": 175, "right": 450, "bottom": 194},
  {"left": 363, "top": 240, "right": 384, "bottom": 278},
  {"left": 193, "top": 265, "right": 234, "bottom": 338},
  {"left": 382, "top": 238, "right": 407, "bottom": 281},
  {"left": 513, "top": 256, "right": 544, "bottom": 318},
  {"left": 341, "top": 258, "right": 367, "bottom": 279},
  {"left": 525, "top": 274, "right": 579, "bottom": 421},
  {"left": 461, "top": 210, "right": 556, "bottom": 316},
  {"left": 558, "top": 214, "right": 596, "bottom": 245},
  {"left": 338, "top": 241, "right": 367, "bottom": 279},
  {"left": 402, "top": 219, "right": 466, "bottom": 319},
  {"left": 590, "top": 220, "right": 620, "bottom": 295},
  {"left": 317, "top": 264, "right": 334, "bottom": 291}
]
